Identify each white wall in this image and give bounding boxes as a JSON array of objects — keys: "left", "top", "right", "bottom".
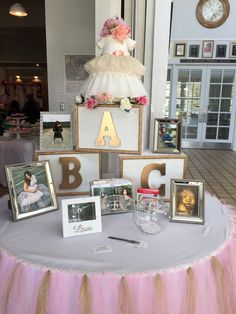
[
  {"left": 45, "top": 0, "right": 95, "bottom": 111},
  {"left": 171, "top": 0, "right": 236, "bottom": 40}
]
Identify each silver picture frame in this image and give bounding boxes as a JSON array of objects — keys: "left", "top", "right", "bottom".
[
  {"left": 170, "top": 179, "right": 205, "bottom": 224},
  {"left": 5, "top": 160, "right": 58, "bottom": 221}
]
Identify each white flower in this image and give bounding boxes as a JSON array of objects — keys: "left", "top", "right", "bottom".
[
  {"left": 120, "top": 98, "right": 132, "bottom": 112},
  {"left": 75, "top": 95, "right": 83, "bottom": 104}
]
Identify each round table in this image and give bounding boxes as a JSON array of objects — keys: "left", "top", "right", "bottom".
[{"left": 0, "top": 193, "right": 236, "bottom": 314}]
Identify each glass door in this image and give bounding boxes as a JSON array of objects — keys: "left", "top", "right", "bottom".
[
  {"left": 204, "top": 68, "right": 235, "bottom": 144},
  {"left": 169, "top": 66, "right": 236, "bottom": 148}
]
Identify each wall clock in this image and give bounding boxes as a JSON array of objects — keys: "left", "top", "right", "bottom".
[{"left": 196, "top": 0, "right": 230, "bottom": 28}]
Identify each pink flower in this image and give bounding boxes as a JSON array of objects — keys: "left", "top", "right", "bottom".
[
  {"left": 136, "top": 96, "right": 149, "bottom": 106},
  {"left": 111, "top": 24, "right": 131, "bottom": 41},
  {"left": 96, "top": 93, "right": 113, "bottom": 103},
  {"left": 112, "top": 50, "right": 125, "bottom": 56},
  {"left": 84, "top": 97, "right": 98, "bottom": 110},
  {"left": 100, "top": 17, "right": 131, "bottom": 39}
]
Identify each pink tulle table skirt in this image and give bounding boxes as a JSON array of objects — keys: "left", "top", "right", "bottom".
[{"left": 0, "top": 194, "right": 236, "bottom": 314}]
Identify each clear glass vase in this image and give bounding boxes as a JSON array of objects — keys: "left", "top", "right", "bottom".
[{"left": 133, "top": 200, "right": 170, "bottom": 234}]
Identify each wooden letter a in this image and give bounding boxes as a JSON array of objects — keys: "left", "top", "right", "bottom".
[{"left": 96, "top": 111, "right": 121, "bottom": 147}]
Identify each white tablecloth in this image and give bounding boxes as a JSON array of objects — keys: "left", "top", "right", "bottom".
[
  {"left": 0, "top": 135, "right": 38, "bottom": 186},
  {"left": 0, "top": 193, "right": 232, "bottom": 274}
]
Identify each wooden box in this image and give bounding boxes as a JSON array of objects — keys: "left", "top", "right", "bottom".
[
  {"left": 35, "top": 151, "right": 101, "bottom": 196},
  {"left": 119, "top": 151, "right": 188, "bottom": 199},
  {"left": 75, "top": 104, "right": 143, "bottom": 154}
]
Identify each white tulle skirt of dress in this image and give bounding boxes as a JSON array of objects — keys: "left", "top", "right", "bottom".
[
  {"left": 80, "top": 53, "right": 147, "bottom": 99},
  {"left": 18, "top": 183, "right": 51, "bottom": 213},
  {"left": 80, "top": 72, "right": 147, "bottom": 99}
]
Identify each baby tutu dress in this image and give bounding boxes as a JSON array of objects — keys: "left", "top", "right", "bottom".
[{"left": 80, "top": 17, "right": 147, "bottom": 100}]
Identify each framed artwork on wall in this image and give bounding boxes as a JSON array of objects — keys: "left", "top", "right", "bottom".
[
  {"left": 215, "top": 44, "right": 227, "bottom": 58},
  {"left": 229, "top": 42, "right": 236, "bottom": 58},
  {"left": 202, "top": 40, "right": 214, "bottom": 58},
  {"left": 189, "top": 44, "right": 200, "bottom": 58},
  {"left": 174, "top": 43, "right": 186, "bottom": 57}
]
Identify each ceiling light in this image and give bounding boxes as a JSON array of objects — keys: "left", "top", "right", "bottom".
[
  {"left": 9, "top": 3, "right": 28, "bottom": 17},
  {"left": 15, "top": 75, "right": 22, "bottom": 83},
  {"left": 32, "top": 76, "right": 41, "bottom": 83}
]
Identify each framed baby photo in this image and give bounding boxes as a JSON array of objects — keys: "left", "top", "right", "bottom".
[
  {"left": 153, "top": 119, "right": 182, "bottom": 154},
  {"left": 174, "top": 43, "right": 186, "bottom": 57},
  {"left": 61, "top": 196, "right": 102, "bottom": 237},
  {"left": 40, "top": 112, "right": 73, "bottom": 151},
  {"left": 170, "top": 179, "right": 205, "bottom": 224},
  {"left": 229, "top": 42, "right": 236, "bottom": 58},
  {"left": 5, "top": 160, "right": 58, "bottom": 221}
]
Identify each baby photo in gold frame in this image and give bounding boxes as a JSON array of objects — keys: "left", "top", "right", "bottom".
[{"left": 170, "top": 179, "right": 205, "bottom": 224}]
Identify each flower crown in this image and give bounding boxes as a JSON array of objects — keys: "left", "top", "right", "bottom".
[{"left": 100, "top": 17, "right": 131, "bottom": 41}]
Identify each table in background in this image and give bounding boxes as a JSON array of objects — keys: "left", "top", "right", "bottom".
[
  {"left": 0, "top": 135, "right": 39, "bottom": 186},
  {"left": 0, "top": 193, "right": 235, "bottom": 314}
]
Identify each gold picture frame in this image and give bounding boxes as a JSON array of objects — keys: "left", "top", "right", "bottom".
[
  {"left": 153, "top": 119, "right": 182, "bottom": 154},
  {"left": 5, "top": 160, "right": 58, "bottom": 221},
  {"left": 170, "top": 179, "right": 205, "bottom": 224}
]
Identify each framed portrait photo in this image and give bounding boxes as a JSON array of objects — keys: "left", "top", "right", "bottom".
[
  {"left": 215, "top": 44, "right": 227, "bottom": 58},
  {"left": 170, "top": 179, "right": 205, "bottom": 224},
  {"left": 5, "top": 160, "right": 58, "bottom": 221},
  {"left": 189, "top": 44, "right": 200, "bottom": 58},
  {"left": 40, "top": 112, "right": 73, "bottom": 151},
  {"left": 174, "top": 43, "right": 186, "bottom": 57},
  {"left": 229, "top": 42, "right": 236, "bottom": 58},
  {"left": 202, "top": 40, "right": 214, "bottom": 58},
  {"left": 153, "top": 119, "right": 182, "bottom": 154},
  {"left": 61, "top": 196, "right": 102, "bottom": 237}
]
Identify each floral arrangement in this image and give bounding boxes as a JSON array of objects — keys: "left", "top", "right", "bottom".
[
  {"left": 100, "top": 17, "right": 131, "bottom": 41},
  {"left": 76, "top": 94, "right": 149, "bottom": 112}
]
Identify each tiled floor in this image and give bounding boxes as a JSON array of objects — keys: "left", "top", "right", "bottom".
[
  {"left": 1, "top": 149, "right": 236, "bottom": 207},
  {"left": 183, "top": 149, "right": 236, "bottom": 207}
]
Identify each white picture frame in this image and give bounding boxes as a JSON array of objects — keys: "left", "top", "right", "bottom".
[{"left": 61, "top": 196, "right": 102, "bottom": 237}]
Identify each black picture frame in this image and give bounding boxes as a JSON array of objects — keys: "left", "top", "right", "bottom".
[
  {"left": 215, "top": 44, "right": 227, "bottom": 58},
  {"left": 229, "top": 42, "right": 236, "bottom": 58},
  {"left": 189, "top": 44, "right": 200, "bottom": 58},
  {"left": 174, "top": 43, "right": 186, "bottom": 57}
]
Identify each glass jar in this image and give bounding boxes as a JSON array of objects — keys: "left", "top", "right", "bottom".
[{"left": 133, "top": 200, "right": 170, "bottom": 234}]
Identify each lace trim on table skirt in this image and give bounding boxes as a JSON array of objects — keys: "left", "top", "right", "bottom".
[
  {"left": 80, "top": 72, "right": 148, "bottom": 99},
  {"left": 84, "top": 54, "right": 145, "bottom": 76}
]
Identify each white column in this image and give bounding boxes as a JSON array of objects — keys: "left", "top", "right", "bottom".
[{"left": 148, "top": 0, "right": 172, "bottom": 147}]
